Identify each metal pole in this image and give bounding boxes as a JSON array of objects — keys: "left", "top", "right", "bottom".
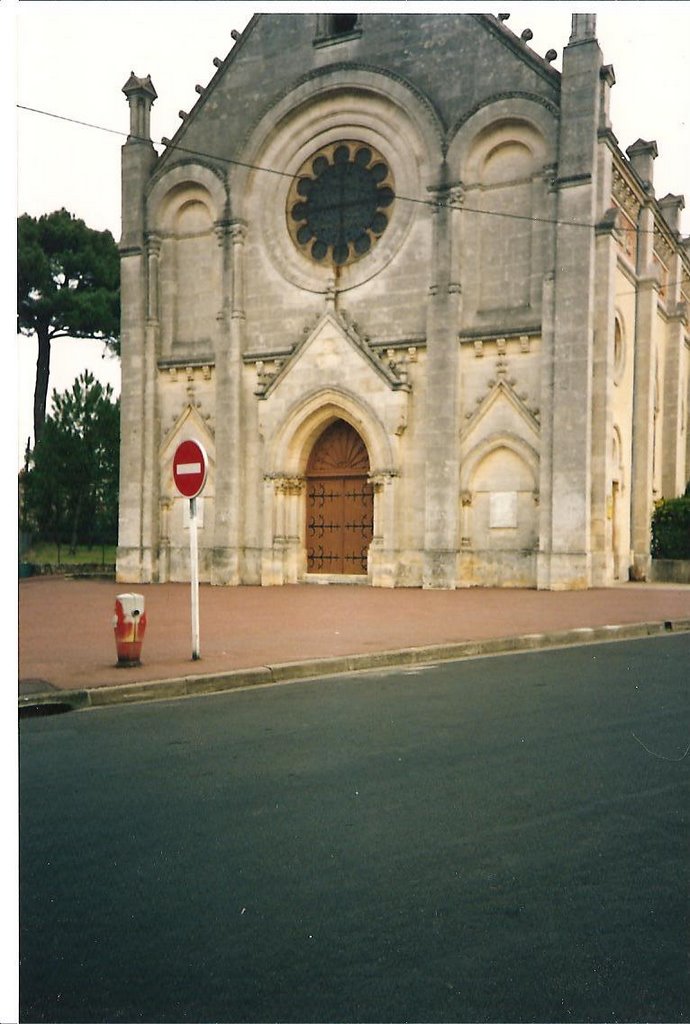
[{"left": 189, "top": 497, "right": 200, "bottom": 660}]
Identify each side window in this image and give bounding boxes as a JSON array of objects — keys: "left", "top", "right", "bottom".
[{"left": 314, "top": 14, "right": 362, "bottom": 46}]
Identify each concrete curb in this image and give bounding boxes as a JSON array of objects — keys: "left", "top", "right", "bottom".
[{"left": 18, "top": 617, "right": 690, "bottom": 715}]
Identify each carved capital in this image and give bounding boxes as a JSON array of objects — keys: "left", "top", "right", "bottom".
[
  {"left": 229, "top": 220, "right": 248, "bottom": 246},
  {"left": 368, "top": 470, "right": 397, "bottom": 493},
  {"left": 213, "top": 219, "right": 232, "bottom": 246},
  {"left": 448, "top": 184, "right": 465, "bottom": 208},
  {"left": 145, "top": 232, "right": 162, "bottom": 258},
  {"left": 612, "top": 166, "right": 641, "bottom": 222},
  {"left": 266, "top": 473, "right": 305, "bottom": 495}
]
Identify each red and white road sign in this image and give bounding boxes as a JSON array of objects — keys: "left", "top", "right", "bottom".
[{"left": 173, "top": 439, "right": 208, "bottom": 499}]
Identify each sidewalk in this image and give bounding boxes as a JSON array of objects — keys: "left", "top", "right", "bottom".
[{"left": 18, "top": 576, "right": 690, "bottom": 711}]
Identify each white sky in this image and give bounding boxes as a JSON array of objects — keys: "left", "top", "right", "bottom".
[
  {"left": 7, "top": 0, "right": 690, "bottom": 469},
  {"left": 2, "top": 2, "right": 689, "bottom": 1014}
]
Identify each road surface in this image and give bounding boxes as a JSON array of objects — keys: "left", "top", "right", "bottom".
[{"left": 20, "top": 634, "right": 689, "bottom": 1022}]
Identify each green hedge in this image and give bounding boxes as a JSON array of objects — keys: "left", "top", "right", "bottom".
[{"left": 651, "top": 494, "right": 690, "bottom": 559}]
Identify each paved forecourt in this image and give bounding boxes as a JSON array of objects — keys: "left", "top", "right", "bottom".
[{"left": 18, "top": 577, "right": 690, "bottom": 711}]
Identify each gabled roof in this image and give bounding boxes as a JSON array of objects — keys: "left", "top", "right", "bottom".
[
  {"left": 259, "top": 309, "right": 410, "bottom": 401},
  {"left": 155, "top": 14, "right": 260, "bottom": 175},
  {"left": 474, "top": 14, "right": 561, "bottom": 88},
  {"left": 152, "top": 11, "right": 562, "bottom": 181}
]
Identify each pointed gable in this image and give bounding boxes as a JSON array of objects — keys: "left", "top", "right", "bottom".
[
  {"left": 160, "top": 404, "right": 216, "bottom": 498},
  {"left": 259, "top": 311, "right": 408, "bottom": 401},
  {"left": 461, "top": 376, "right": 540, "bottom": 451},
  {"left": 152, "top": 12, "right": 561, "bottom": 187}
]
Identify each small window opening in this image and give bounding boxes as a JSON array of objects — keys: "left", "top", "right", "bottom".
[
  {"left": 332, "top": 13, "right": 359, "bottom": 34},
  {"left": 314, "top": 13, "right": 362, "bottom": 46}
]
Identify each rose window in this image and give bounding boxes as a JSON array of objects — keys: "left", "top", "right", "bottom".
[{"left": 287, "top": 141, "right": 395, "bottom": 266}]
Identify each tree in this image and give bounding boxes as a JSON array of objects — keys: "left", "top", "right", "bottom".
[
  {"left": 17, "top": 208, "right": 120, "bottom": 443},
  {"left": 20, "top": 372, "right": 120, "bottom": 554},
  {"left": 651, "top": 493, "right": 690, "bottom": 560}
]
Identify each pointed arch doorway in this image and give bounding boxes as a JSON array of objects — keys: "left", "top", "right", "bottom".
[{"left": 306, "top": 419, "right": 374, "bottom": 575}]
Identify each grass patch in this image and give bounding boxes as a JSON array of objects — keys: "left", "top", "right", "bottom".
[{"left": 21, "top": 542, "right": 116, "bottom": 566}]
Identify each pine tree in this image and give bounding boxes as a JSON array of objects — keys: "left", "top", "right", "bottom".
[{"left": 18, "top": 208, "right": 120, "bottom": 443}]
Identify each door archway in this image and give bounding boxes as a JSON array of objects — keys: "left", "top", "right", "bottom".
[{"left": 306, "top": 419, "right": 373, "bottom": 574}]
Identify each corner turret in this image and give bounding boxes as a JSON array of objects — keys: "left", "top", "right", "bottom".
[
  {"left": 122, "top": 72, "right": 158, "bottom": 143},
  {"left": 120, "top": 72, "right": 158, "bottom": 249},
  {"left": 626, "top": 138, "right": 658, "bottom": 195}
]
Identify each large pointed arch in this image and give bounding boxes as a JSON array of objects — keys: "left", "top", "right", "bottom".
[
  {"left": 260, "top": 388, "right": 399, "bottom": 585},
  {"left": 305, "top": 419, "right": 373, "bottom": 574},
  {"left": 265, "top": 386, "right": 397, "bottom": 480}
]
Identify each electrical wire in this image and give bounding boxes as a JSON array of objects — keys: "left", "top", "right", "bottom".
[
  {"left": 16, "top": 101, "right": 689, "bottom": 301},
  {"left": 18, "top": 101, "right": 685, "bottom": 238}
]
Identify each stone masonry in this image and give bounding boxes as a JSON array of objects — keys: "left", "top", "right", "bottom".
[{"left": 117, "top": 13, "right": 690, "bottom": 589}]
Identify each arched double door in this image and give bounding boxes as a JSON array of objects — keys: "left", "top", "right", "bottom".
[{"left": 306, "top": 420, "right": 373, "bottom": 574}]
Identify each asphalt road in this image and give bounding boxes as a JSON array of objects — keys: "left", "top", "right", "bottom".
[{"left": 20, "top": 634, "right": 689, "bottom": 1024}]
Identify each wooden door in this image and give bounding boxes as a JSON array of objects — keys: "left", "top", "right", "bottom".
[{"left": 306, "top": 420, "right": 373, "bottom": 574}]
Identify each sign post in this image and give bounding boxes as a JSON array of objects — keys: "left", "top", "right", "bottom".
[{"left": 172, "top": 439, "right": 208, "bottom": 660}]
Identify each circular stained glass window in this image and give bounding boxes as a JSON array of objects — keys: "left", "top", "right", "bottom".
[{"left": 287, "top": 141, "right": 395, "bottom": 266}]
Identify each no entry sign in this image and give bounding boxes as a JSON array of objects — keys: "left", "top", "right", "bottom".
[
  {"left": 173, "top": 438, "right": 208, "bottom": 661},
  {"left": 173, "top": 439, "right": 208, "bottom": 499}
]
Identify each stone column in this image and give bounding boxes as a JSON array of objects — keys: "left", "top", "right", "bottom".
[
  {"left": 261, "top": 475, "right": 285, "bottom": 585},
  {"left": 589, "top": 74, "right": 618, "bottom": 586},
  {"left": 369, "top": 471, "right": 398, "bottom": 588},
  {"left": 210, "top": 219, "right": 233, "bottom": 582},
  {"left": 590, "top": 209, "right": 618, "bottom": 585},
  {"left": 544, "top": 15, "right": 602, "bottom": 589},
  {"left": 661, "top": 288, "right": 689, "bottom": 497},
  {"left": 422, "top": 168, "right": 461, "bottom": 588},
  {"left": 284, "top": 477, "right": 306, "bottom": 583},
  {"left": 629, "top": 152, "right": 659, "bottom": 579},
  {"left": 658, "top": 196, "right": 688, "bottom": 498},
  {"left": 158, "top": 498, "right": 172, "bottom": 582},
  {"left": 117, "top": 73, "right": 158, "bottom": 583},
  {"left": 211, "top": 219, "right": 246, "bottom": 584},
  {"left": 140, "top": 232, "right": 162, "bottom": 581}
]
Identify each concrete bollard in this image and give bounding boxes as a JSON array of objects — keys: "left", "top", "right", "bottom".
[{"left": 113, "top": 593, "right": 147, "bottom": 667}]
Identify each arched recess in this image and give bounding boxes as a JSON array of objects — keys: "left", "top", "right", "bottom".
[
  {"left": 461, "top": 433, "right": 539, "bottom": 493},
  {"left": 233, "top": 67, "right": 443, "bottom": 294},
  {"left": 146, "top": 162, "right": 228, "bottom": 231},
  {"left": 447, "top": 97, "right": 556, "bottom": 175},
  {"left": 261, "top": 388, "right": 397, "bottom": 584},
  {"left": 146, "top": 165, "right": 228, "bottom": 357},
  {"left": 460, "top": 435, "right": 539, "bottom": 582},
  {"left": 447, "top": 99, "right": 556, "bottom": 317},
  {"left": 613, "top": 312, "right": 627, "bottom": 385},
  {"left": 610, "top": 424, "right": 627, "bottom": 580},
  {"left": 267, "top": 386, "right": 396, "bottom": 478},
  {"left": 305, "top": 420, "right": 373, "bottom": 575}
]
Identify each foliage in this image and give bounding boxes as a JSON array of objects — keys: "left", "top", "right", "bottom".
[
  {"left": 17, "top": 208, "right": 120, "bottom": 441},
  {"left": 20, "top": 372, "right": 120, "bottom": 553},
  {"left": 21, "top": 543, "right": 116, "bottom": 567},
  {"left": 651, "top": 491, "right": 690, "bottom": 560}
]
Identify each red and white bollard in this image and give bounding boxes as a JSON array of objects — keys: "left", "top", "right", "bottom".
[{"left": 113, "top": 593, "right": 147, "bottom": 667}]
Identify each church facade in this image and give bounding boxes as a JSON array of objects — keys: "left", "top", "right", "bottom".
[{"left": 117, "top": 12, "right": 690, "bottom": 590}]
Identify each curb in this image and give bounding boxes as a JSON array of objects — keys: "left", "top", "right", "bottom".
[{"left": 18, "top": 617, "right": 690, "bottom": 715}]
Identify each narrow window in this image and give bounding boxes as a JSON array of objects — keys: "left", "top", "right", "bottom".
[
  {"left": 314, "top": 13, "right": 362, "bottom": 46},
  {"left": 332, "top": 13, "right": 358, "bottom": 34}
]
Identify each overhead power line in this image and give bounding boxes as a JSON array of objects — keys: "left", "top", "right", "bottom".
[{"left": 18, "top": 101, "right": 683, "bottom": 242}]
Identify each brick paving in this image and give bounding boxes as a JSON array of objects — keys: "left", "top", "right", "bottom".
[{"left": 18, "top": 576, "right": 690, "bottom": 695}]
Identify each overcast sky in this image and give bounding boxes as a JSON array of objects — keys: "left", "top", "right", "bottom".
[
  {"left": 7, "top": 0, "right": 690, "bottom": 466},
  {"left": 2, "top": 2, "right": 689, "bottom": 1011}
]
